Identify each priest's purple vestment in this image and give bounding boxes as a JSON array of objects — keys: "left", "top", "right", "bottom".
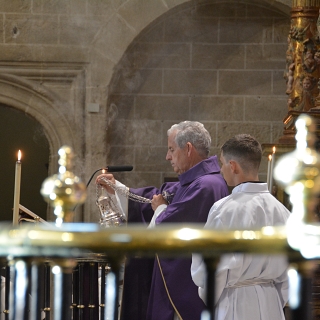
[{"left": 120, "top": 156, "right": 228, "bottom": 320}]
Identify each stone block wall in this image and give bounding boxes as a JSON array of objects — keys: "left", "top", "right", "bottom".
[
  {"left": 107, "top": 0, "right": 290, "bottom": 189},
  {"left": 0, "top": 0, "right": 291, "bottom": 221}
]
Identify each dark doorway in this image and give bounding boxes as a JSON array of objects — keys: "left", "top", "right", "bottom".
[{"left": 0, "top": 104, "right": 49, "bottom": 222}]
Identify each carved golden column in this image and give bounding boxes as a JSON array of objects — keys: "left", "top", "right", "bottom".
[{"left": 281, "top": 0, "right": 320, "bottom": 143}]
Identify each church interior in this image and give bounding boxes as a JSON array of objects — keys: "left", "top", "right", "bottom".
[{"left": 1, "top": 0, "right": 320, "bottom": 319}]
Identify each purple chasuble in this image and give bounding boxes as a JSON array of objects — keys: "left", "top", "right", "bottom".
[{"left": 120, "top": 156, "right": 228, "bottom": 320}]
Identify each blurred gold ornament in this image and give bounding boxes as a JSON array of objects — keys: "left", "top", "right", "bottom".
[
  {"left": 41, "top": 146, "right": 86, "bottom": 226},
  {"left": 274, "top": 114, "right": 320, "bottom": 254}
]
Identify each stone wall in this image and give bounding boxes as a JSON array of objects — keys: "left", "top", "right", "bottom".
[
  {"left": 107, "top": 0, "right": 291, "bottom": 189},
  {"left": 0, "top": 0, "right": 291, "bottom": 222}
]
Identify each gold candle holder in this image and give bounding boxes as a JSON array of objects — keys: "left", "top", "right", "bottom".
[
  {"left": 274, "top": 114, "right": 320, "bottom": 253},
  {"left": 40, "top": 146, "right": 87, "bottom": 226}
]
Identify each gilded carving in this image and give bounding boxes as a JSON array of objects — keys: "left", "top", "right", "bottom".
[{"left": 285, "top": 7, "right": 320, "bottom": 112}]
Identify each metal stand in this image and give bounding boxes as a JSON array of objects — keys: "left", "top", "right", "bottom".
[{"left": 202, "top": 258, "right": 219, "bottom": 320}]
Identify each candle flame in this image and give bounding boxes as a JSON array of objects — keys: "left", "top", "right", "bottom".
[
  {"left": 272, "top": 146, "right": 276, "bottom": 153},
  {"left": 268, "top": 155, "right": 272, "bottom": 161},
  {"left": 18, "top": 150, "right": 22, "bottom": 161}
]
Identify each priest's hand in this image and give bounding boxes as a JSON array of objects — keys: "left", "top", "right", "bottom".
[
  {"left": 151, "top": 194, "right": 167, "bottom": 211},
  {"left": 96, "top": 173, "right": 116, "bottom": 195}
]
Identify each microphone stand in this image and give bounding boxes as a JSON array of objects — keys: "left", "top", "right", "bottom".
[
  {"left": 86, "top": 166, "right": 134, "bottom": 187},
  {"left": 86, "top": 168, "right": 105, "bottom": 188},
  {"left": 73, "top": 166, "right": 134, "bottom": 211}
]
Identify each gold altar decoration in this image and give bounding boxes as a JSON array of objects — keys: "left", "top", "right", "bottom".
[
  {"left": 274, "top": 114, "right": 320, "bottom": 257},
  {"left": 280, "top": 0, "right": 320, "bottom": 144},
  {"left": 285, "top": 1, "right": 320, "bottom": 111},
  {"left": 0, "top": 223, "right": 291, "bottom": 258},
  {"left": 40, "top": 146, "right": 87, "bottom": 226}
]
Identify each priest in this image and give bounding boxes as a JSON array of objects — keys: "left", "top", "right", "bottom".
[{"left": 97, "top": 121, "right": 229, "bottom": 320}]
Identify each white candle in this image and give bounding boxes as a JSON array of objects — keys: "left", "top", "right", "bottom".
[
  {"left": 266, "top": 154, "right": 272, "bottom": 188},
  {"left": 269, "top": 147, "right": 276, "bottom": 192},
  {"left": 13, "top": 150, "right": 22, "bottom": 226}
]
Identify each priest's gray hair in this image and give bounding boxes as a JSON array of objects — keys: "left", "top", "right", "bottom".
[{"left": 167, "top": 121, "right": 211, "bottom": 157}]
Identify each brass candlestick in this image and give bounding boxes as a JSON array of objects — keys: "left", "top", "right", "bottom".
[
  {"left": 274, "top": 114, "right": 320, "bottom": 252},
  {"left": 40, "top": 146, "right": 87, "bottom": 226}
]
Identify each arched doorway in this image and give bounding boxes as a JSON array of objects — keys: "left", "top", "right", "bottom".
[
  {"left": 0, "top": 104, "right": 49, "bottom": 221},
  {"left": 0, "top": 73, "right": 81, "bottom": 222}
]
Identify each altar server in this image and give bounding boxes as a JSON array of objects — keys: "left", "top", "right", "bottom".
[{"left": 191, "top": 134, "right": 291, "bottom": 320}]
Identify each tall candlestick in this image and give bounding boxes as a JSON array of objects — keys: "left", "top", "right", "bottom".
[
  {"left": 13, "top": 150, "right": 22, "bottom": 226},
  {"left": 266, "top": 154, "right": 272, "bottom": 188},
  {"left": 269, "top": 147, "right": 276, "bottom": 192}
]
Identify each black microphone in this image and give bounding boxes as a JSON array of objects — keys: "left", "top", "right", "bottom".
[{"left": 106, "top": 165, "right": 133, "bottom": 172}]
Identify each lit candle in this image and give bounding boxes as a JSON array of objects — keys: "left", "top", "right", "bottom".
[
  {"left": 269, "top": 147, "right": 276, "bottom": 192},
  {"left": 266, "top": 154, "right": 272, "bottom": 188},
  {"left": 13, "top": 150, "right": 22, "bottom": 226}
]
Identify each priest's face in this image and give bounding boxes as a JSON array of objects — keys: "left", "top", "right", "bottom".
[
  {"left": 166, "top": 132, "right": 189, "bottom": 175},
  {"left": 219, "top": 152, "right": 233, "bottom": 186}
]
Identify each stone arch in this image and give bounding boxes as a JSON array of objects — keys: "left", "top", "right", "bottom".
[
  {"left": 98, "top": 0, "right": 290, "bottom": 89},
  {"left": 105, "top": 0, "right": 291, "bottom": 189},
  {"left": 0, "top": 73, "right": 76, "bottom": 175}
]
